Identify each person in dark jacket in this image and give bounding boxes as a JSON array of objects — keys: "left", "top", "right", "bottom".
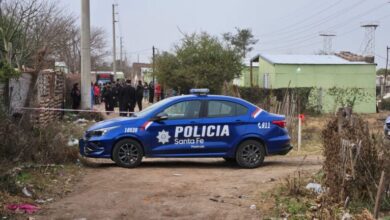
[
  {"left": 119, "top": 80, "right": 136, "bottom": 116},
  {"left": 148, "top": 82, "right": 154, "bottom": 103},
  {"left": 111, "top": 82, "right": 120, "bottom": 108},
  {"left": 71, "top": 83, "right": 81, "bottom": 109},
  {"left": 103, "top": 84, "right": 114, "bottom": 115},
  {"left": 136, "top": 80, "right": 144, "bottom": 111}
]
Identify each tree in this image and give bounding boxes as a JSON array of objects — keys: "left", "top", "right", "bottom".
[
  {"left": 155, "top": 32, "right": 242, "bottom": 94},
  {"left": 223, "top": 27, "right": 258, "bottom": 58},
  {"left": 376, "top": 68, "right": 387, "bottom": 76},
  {"left": 55, "top": 26, "right": 109, "bottom": 73},
  {"left": 0, "top": 0, "right": 109, "bottom": 73},
  {"left": 327, "top": 87, "right": 369, "bottom": 112}
]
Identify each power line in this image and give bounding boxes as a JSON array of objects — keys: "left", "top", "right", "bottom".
[
  {"left": 260, "top": 11, "right": 390, "bottom": 53},
  {"left": 259, "top": 3, "right": 389, "bottom": 49},
  {"left": 259, "top": 0, "right": 367, "bottom": 44},
  {"left": 260, "top": 39, "right": 322, "bottom": 52},
  {"left": 127, "top": 48, "right": 152, "bottom": 54},
  {"left": 260, "top": 0, "right": 346, "bottom": 37}
]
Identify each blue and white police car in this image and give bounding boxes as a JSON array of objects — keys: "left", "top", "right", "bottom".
[{"left": 79, "top": 89, "right": 292, "bottom": 168}]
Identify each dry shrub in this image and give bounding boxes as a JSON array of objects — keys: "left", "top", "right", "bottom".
[
  {"left": 322, "top": 113, "right": 381, "bottom": 204},
  {"left": 354, "top": 209, "right": 375, "bottom": 220},
  {"left": 0, "top": 116, "right": 81, "bottom": 165},
  {"left": 284, "top": 171, "right": 307, "bottom": 196}
]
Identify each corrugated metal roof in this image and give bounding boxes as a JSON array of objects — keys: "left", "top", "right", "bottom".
[{"left": 259, "top": 54, "right": 370, "bottom": 65}]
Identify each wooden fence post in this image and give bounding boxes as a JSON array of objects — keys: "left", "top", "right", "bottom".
[{"left": 374, "top": 171, "right": 386, "bottom": 219}]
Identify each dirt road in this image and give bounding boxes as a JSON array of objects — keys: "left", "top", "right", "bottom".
[{"left": 36, "top": 156, "right": 322, "bottom": 220}]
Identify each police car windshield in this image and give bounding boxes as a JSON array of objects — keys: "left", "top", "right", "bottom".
[{"left": 134, "top": 97, "right": 175, "bottom": 118}]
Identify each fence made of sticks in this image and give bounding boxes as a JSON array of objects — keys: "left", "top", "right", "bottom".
[{"left": 322, "top": 108, "right": 389, "bottom": 216}]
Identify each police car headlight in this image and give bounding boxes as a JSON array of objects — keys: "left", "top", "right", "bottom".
[{"left": 89, "top": 126, "right": 119, "bottom": 137}]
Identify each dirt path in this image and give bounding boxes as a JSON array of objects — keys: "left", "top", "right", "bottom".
[{"left": 34, "top": 156, "right": 322, "bottom": 220}]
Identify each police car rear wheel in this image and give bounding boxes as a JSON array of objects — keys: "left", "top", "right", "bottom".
[
  {"left": 236, "top": 140, "right": 265, "bottom": 168},
  {"left": 113, "top": 139, "right": 143, "bottom": 168}
]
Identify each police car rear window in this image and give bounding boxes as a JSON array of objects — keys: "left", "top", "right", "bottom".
[{"left": 207, "top": 101, "right": 248, "bottom": 117}]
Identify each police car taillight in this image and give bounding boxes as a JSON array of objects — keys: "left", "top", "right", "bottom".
[
  {"left": 272, "top": 120, "right": 286, "bottom": 128},
  {"left": 190, "top": 88, "right": 209, "bottom": 95}
]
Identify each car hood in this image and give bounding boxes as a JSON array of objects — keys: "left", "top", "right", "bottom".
[
  {"left": 386, "top": 116, "right": 390, "bottom": 124},
  {"left": 87, "top": 117, "right": 141, "bottom": 131}
]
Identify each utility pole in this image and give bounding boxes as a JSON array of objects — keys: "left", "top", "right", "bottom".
[
  {"left": 152, "top": 46, "right": 156, "bottom": 84},
  {"left": 120, "top": 37, "right": 123, "bottom": 70},
  {"left": 0, "top": 0, "right": 3, "bottom": 17},
  {"left": 112, "top": 4, "right": 118, "bottom": 80},
  {"left": 81, "top": 0, "right": 91, "bottom": 109},
  {"left": 385, "top": 46, "right": 389, "bottom": 95}
]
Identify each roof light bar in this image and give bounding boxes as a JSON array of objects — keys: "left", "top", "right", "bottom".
[{"left": 190, "top": 88, "right": 209, "bottom": 95}]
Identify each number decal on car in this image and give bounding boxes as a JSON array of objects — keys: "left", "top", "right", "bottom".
[{"left": 258, "top": 122, "right": 271, "bottom": 129}]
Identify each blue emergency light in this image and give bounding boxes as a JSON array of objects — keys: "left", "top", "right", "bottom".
[{"left": 190, "top": 88, "right": 209, "bottom": 95}]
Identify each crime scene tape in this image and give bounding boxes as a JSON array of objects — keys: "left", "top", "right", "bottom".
[{"left": 15, "top": 107, "right": 135, "bottom": 115}]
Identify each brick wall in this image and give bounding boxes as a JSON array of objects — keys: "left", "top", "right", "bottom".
[
  {"left": 34, "top": 71, "right": 65, "bottom": 126},
  {"left": 10, "top": 70, "right": 66, "bottom": 127}
]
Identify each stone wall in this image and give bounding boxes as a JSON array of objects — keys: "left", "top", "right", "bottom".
[
  {"left": 10, "top": 70, "right": 65, "bottom": 126},
  {"left": 34, "top": 71, "right": 65, "bottom": 126}
]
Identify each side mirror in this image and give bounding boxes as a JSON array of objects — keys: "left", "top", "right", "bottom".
[{"left": 151, "top": 112, "right": 168, "bottom": 122}]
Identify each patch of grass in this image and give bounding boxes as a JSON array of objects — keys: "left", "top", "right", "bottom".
[
  {"left": 348, "top": 199, "right": 374, "bottom": 214},
  {"left": 283, "top": 197, "right": 309, "bottom": 215},
  {"left": 16, "top": 172, "right": 32, "bottom": 183}
]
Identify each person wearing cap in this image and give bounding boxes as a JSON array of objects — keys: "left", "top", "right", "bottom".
[
  {"left": 119, "top": 80, "right": 136, "bottom": 116},
  {"left": 136, "top": 80, "right": 144, "bottom": 111},
  {"left": 103, "top": 83, "right": 114, "bottom": 115}
]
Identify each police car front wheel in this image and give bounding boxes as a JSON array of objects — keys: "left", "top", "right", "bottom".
[
  {"left": 236, "top": 140, "right": 265, "bottom": 168},
  {"left": 113, "top": 139, "right": 144, "bottom": 168}
]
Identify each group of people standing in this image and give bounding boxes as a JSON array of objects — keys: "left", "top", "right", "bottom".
[
  {"left": 101, "top": 80, "right": 145, "bottom": 116},
  {"left": 71, "top": 80, "right": 167, "bottom": 117}
]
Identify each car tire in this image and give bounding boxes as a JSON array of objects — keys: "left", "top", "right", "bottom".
[
  {"left": 236, "top": 140, "right": 265, "bottom": 168},
  {"left": 112, "top": 139, "right": 143, "bottom": 168},
  {"left": 223, "top": 157, "right": 236, "bottom": 163}
]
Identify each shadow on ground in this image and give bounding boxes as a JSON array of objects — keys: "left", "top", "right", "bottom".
[{"left": 80, "top": 156, "right": 323, "bottom": 170}]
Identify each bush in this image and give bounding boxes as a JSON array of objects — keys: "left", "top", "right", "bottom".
[
  {"left": 238, "top": 86, "right": 313, "bottom": 114},
  {"left": 0, "top": 115, "right": 82, "bottom": 164}
]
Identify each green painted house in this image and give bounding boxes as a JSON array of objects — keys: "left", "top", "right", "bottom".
[
  {"left": 233, "top": 62, "right": 259, "bottom": 87},
  {"left": 250, "top": 54, "right": 376, "bottom": 113}
]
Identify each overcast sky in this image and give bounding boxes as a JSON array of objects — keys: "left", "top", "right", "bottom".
[{"left": 60, "top": 0, "right": 390, "bottom": 68}]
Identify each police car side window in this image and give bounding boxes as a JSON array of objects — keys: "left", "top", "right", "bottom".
[
  {"left": 162, "top": 101, "right": 201, "bottom": 119},
  {"left": 236, "top": 104, "right": 248, "bottom": 116},
  {"left": 207, "top": 101, "right": 235, "bottom": 117},
  {"left": 207, "top": 101, "right": 248, "bottom": 117}
]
